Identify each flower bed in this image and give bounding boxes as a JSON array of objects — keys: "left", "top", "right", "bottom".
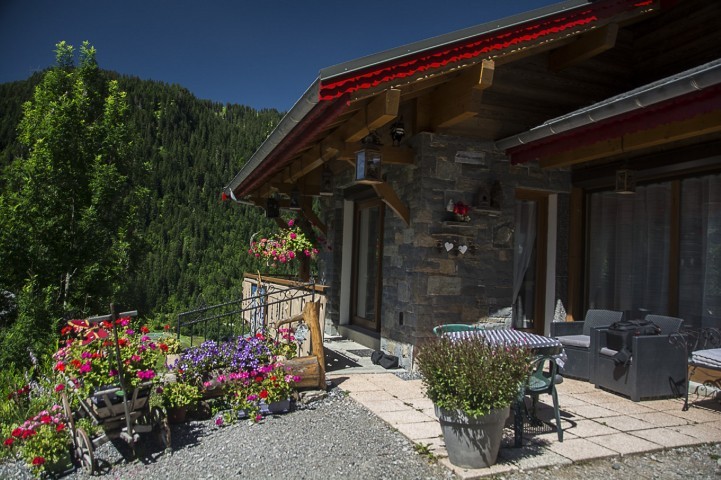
[{"left": 175, "top": 332, "right": 301, "bottom": 424}]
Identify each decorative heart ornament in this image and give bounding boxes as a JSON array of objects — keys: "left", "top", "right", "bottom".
[
  {"left": 458, "top": 245, "right": 468, "bottom": 254},
  {"left": 444, "top": 242, "right": 454, "bottom": 252}
]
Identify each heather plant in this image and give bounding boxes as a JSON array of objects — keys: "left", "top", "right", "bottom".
[{"left": 415, "top": 335, "right": 533, "bottom": 417}]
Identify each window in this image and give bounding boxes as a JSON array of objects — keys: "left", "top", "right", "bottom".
[{"left": 586, "top": 172, "right": 721, "bottom": 329}]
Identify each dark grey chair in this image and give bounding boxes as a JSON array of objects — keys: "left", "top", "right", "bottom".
[
  {"left": 593, "top": 314, "right": 686, "bottom": 401},
  {"left": 550, "top": 309, "right": 624, "bottom": 381}
]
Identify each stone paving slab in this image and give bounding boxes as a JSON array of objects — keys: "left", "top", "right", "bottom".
[
  {"left": 545, "top": 437, "right": 618, "bottom": 462},
  {"left": 329, "top": 366, "right": 721, "bottom": 479},
  {"left": 586, "top": 432, "right": 662, "bottom": 455},
  {"left": 631, "top": 427, "right": 700, "bottom": 448}
]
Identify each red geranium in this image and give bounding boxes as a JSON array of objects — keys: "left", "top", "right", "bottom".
[{"left": 32, "top": 456, "right": 45, "bottom": 466}]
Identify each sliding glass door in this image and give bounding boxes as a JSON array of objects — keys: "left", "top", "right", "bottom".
[{"left": 351, "top": 198, "right": 384, "bottom": 331}]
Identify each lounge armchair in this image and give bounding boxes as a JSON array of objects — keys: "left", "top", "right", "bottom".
[
  {"left": 593, "top": 314, "right": 686, "bottom": 401},
  {"left": 550, "top": 309, "right": 623, "bottom": 381}
]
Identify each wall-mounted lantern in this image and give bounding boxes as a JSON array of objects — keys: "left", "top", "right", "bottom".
[
  {"left": 355, "top": 132, "right": 382, "bottom": 184},
  {"left": 615, "top": 169, "right": 635, "bottom": 194},
  {"left": 319, "top": 164, "right": 334, "bottom": 197},
  {"left": 266, "top": 197, "right": 279, "bottom": 218},
  {"left": 289, "top": 186, "right": 302, "bottom": 211}
]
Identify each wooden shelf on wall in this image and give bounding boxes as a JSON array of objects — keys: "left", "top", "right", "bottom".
[
  {"left": 441, "top": 221, "right": 475, "bottom": 228},
  {"left": 472, "top": 207, "right": 501, "bottom": 217}
]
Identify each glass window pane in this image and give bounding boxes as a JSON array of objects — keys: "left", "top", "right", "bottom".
[{"left": 354, "top": 204, "right": 381, "bottom": 323}]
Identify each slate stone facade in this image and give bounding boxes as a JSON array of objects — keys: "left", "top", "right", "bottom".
[{"left": 319, "top": 132, "right": 571, "bottom": 368}]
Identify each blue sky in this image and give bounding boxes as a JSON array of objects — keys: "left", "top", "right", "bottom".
[{"left": 1, "top": 0, "right": 558, "bottom": 111}]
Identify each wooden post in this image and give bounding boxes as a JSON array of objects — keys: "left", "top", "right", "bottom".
[
  {"left": 281, "top": 301, "right": 326, "bottom": 390},
  {"left": 306, "top": 301, "right": 325, "bottom": 385}
]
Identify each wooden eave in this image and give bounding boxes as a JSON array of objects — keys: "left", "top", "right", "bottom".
[{"left": 230, "top": 0, "right": 672, "bottom": 226}]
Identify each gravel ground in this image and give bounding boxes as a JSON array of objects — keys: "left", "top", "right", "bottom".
[{"left": 1, "top": 382, "right": 719, "bottom": 480}]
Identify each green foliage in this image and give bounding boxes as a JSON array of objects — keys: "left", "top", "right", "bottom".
[
  {"left": 160, "top": 381, "right": 201, "bottom": 408},
  {"left": 0, "top": 41, "right": 284, "bottom": 372},
  {"left": 415, "top": 335, "right": 533, "bottom": 417}
]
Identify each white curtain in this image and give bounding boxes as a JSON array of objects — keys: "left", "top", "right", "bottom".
[
  {"left": 512, "top": 201, "right": 536, "bottom": 328},
  {"left": 679, "top": 173, "right": 721, "bottom": 329},
  {"left": 587, "top": 183, "right": 671, "bottom": 318}
]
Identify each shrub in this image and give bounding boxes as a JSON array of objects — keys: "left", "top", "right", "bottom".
[{"left": 415, "top": 335, "right": 533, "bottom": 417}]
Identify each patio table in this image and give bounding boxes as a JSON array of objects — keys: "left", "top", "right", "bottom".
[{"left": 445, "top": 329, "right": 564, "bottom": 447}]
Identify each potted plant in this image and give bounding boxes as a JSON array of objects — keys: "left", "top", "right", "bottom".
[
  {"left": 159, "top": 381, "right": 201, "bottom": 424},
  {"left": 415, "top": 335, "right": 532, "bottom": 468},
  {"left": 52, "top": 317, "right": 164, "bottom": 402}
]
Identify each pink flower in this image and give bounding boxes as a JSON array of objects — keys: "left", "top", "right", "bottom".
[
  {"left": 126, "top": 329, "right": 135, "bottom": 335},
  {"left": 79, "top": 362, "right": 92, "bottom": 374},
  {"left": 215, "top": 416, "right": 224, "bottom": 426},
  {"left": 55, "top": 384, "right": 65, "bottom": 392},
  {"left": 287, "top": 219, "right": 295, "bottom": 227},
  {"left": 255, "top": 414, "right": 263, "bottom": 422},
  {"left": 290, "top": 232, "right": 297, "bottom": 240},
  {"left": 108, "top": 369, "right": 118, "bottom": 377}
]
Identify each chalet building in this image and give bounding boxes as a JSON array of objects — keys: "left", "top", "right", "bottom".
[{"left": 225, "top": 0, "right": 721, "bottom": 368}]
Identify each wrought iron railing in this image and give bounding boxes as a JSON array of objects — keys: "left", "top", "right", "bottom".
[{"left": 176, "top": 280, "right": 317, "bottom": 347}]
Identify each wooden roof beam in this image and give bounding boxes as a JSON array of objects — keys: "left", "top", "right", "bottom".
[
  {"left": 285, "top": 139, "right": 343, "bottom": 184},
  {"left": 549, "top": 23, "right": 619, "bottom": 71},
  {"left": 372, "top": 181, "right": 410, "bottom": 226},
  {"left": 431, "top": 60, "right": 494, "bottom": 129},
  {"left": 340, "top": 89, "right": 401, "bottom": 143},
  {"left": 539, "top": 110, "right": 721, "bottom": 168},
  {"left": 299, "top": 197, "right": 327, "bottom": 236}
]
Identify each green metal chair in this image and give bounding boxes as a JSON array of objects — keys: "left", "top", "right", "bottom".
[
  {"left": 523, "top": 355, "right": 563, "bottom": 441},
  {"left": 432, "top": 324, "right": 477, "bottom": 337}
]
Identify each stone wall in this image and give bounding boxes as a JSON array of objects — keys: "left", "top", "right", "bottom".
[
  {"left": 319, "top": 132, "right": 571, "bottom": 368},
  {"left": 380, "top": 133, "right": 571, "bottom": 368}
]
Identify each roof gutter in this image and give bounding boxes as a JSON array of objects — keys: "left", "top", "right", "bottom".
[{"left": 496, "top": 58, "right": 721, "bottom": 152}]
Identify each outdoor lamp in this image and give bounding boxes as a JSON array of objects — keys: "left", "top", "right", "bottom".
[
  {"left": 266, "top": 197, "right": 280, "bottom": 218},
  {"left": 615, "top": 169, "right": 635, "bottom": 194},
  {"left": 355, "top": 132, "right": 382, "bottom": 184},
  {"left": 390, "top": 118, "right": 405, "bottom": 146},
  {"left": 319, "top": 164, "right": 334, "bottom": 197},
  {"left": 289, "top": 186, "right": 301, "bottom": 211}
]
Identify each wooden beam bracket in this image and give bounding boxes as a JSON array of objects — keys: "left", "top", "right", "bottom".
[{"left": 372, "top": 181, "right": 410, "bottom": 226}]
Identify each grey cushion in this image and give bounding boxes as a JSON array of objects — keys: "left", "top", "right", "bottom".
[
  {"left": 692, "top": 348, "right": 721, "bottom": 368},
  {"left": 557, "top": 335, "right": 590, "bottom": 348}
]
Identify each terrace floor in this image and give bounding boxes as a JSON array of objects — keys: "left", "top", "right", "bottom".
[{"left": 324, "top": 339, "right": 721, "bottom": 479}]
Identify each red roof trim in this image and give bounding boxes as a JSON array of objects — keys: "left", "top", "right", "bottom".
[
  {"left": 507, "top": 85, "right": 721, "bottom": 164},
  {"left": 319, "top": 0, "right": 654, "bottom": 101}
]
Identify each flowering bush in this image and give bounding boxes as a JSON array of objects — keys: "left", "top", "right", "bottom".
[
  {"left": 268, "top": 327, "right": 298, "bottom": 359},
  {"left": 4, "top": 404, "right": 71, "bottom": 476},
  {"left": 159, "top": 382, "right": 201, "bottom": 409},
  {"left": 248, "top": 218, "right": 319, "bottom": 267},
  {"left": 224, "top": 363, "right": 299, "bottom": 422},
  {"left": 52, "top": 317, "right": 166, "bottom": 399},
  {"left": 175, "top": 334, "right": 274, "bottom": 388}
]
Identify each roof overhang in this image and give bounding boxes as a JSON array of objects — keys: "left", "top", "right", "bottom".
[
  {"left": 499, "top": 58, "right": 721, "bottom": 167},
  {"left": 225, "top": 0, "right": 665, "bottom": 200}
]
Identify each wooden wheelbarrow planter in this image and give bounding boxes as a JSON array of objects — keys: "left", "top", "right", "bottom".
[{"left": 274, "top": 301, "right": 326, "bottom": 390}]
